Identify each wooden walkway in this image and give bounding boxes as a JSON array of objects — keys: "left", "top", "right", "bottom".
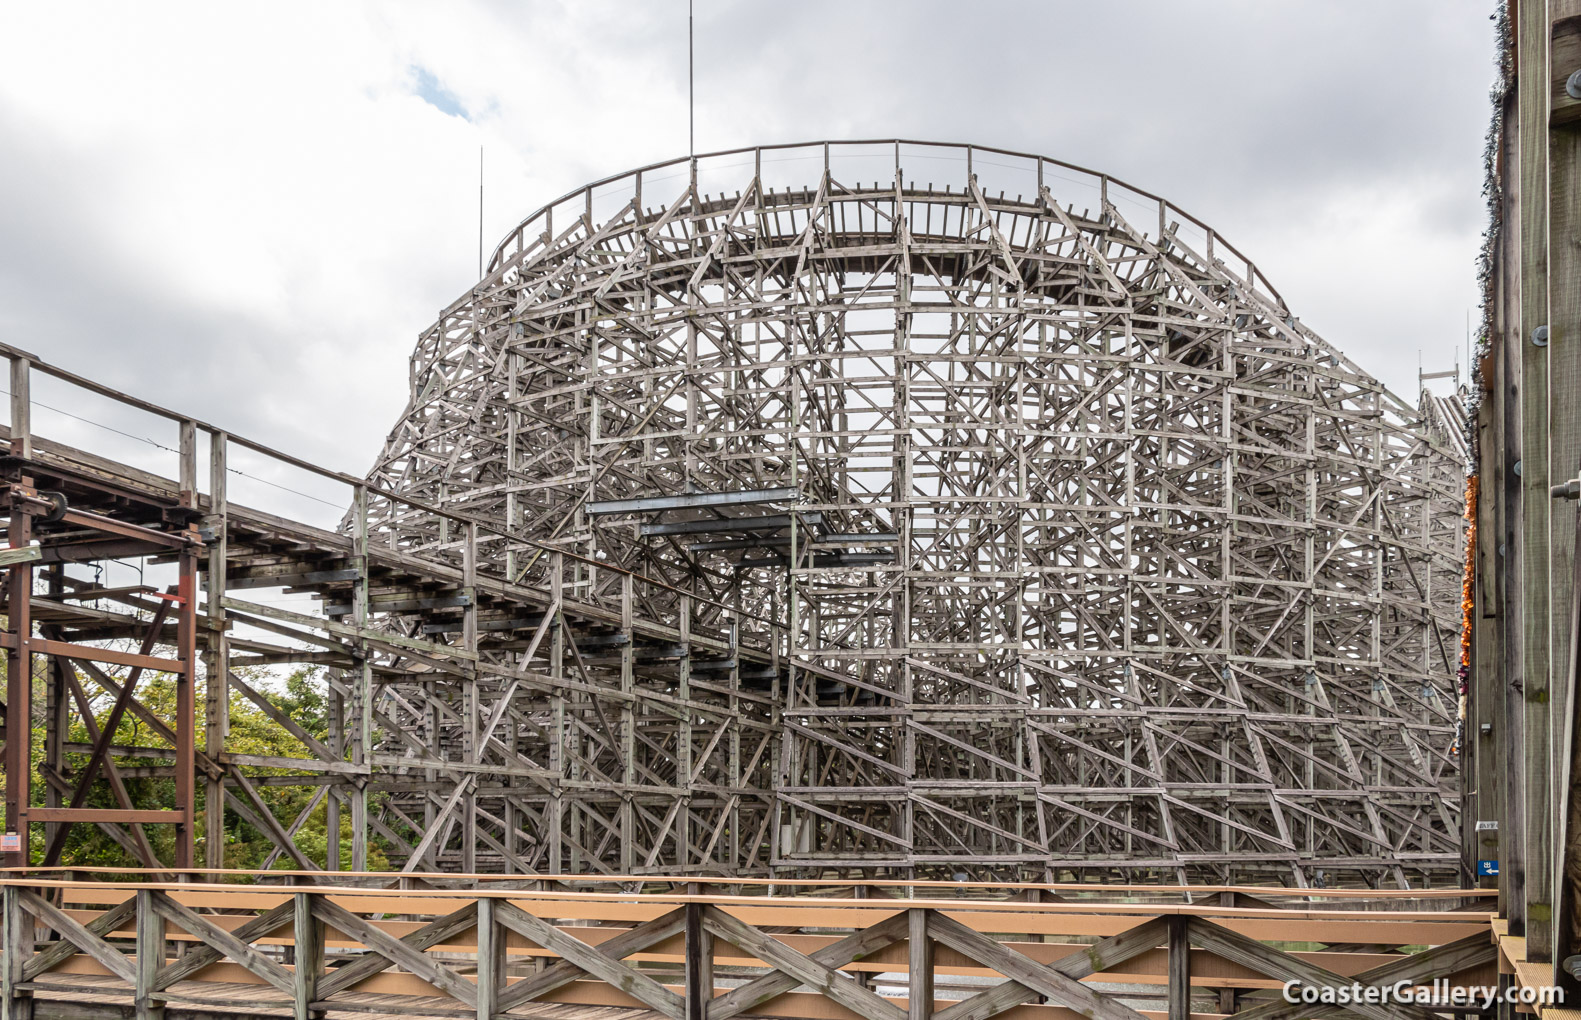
[
  {"left": 23, "top": 972, "right": 664, "bottom": 1020},
  {"left": 0, "top": 872, "right": 1500, "bottom": 1020}
]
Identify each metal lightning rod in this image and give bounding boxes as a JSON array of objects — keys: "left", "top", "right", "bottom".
[
  {"left": 478, "top": 146, "right": 484, "bottom": 277},
  {"left": 688, "top": 0, "right": 694, "bottom": 157}
]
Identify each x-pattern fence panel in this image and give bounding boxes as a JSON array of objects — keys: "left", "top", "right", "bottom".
[{"left": 0, "top": 875, "right": 1496, "bottom": 1020}]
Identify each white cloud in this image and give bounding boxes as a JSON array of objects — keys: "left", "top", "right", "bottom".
[{"left": 0, "top": 0, "right": 1495, "bottom": 476}]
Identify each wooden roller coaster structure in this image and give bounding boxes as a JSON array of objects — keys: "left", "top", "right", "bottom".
[{"left": 0, "top": 141, "right": 1468, "bottom": 889}]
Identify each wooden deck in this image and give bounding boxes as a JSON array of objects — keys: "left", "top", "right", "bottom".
[
  {"left": 24, "top": 972, "right": 666, "bottom": 1020},
  {"left": 0, "top": 873, "right": 1500, "bottom": 1020}
]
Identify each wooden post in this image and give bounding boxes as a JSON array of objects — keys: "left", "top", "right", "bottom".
[
  {"left": 135, "top": 888, "right": 165, "bottom": 1020},
  {"left": 2, "top": 885, "right": 33, "bottom": 1020},
  {"left": 204, "top": 431, "right": 230, "bottom": 872},
  {"left": 174, "top": 544, "right": 199, "bottom": 872},
  {"left": 907, "top": 908, "right": 932, "bottom": 1020},
  {"left": 1167, "top": 915, "right": 1190, "bottom": 1020},
  {"left": 293, "top": 892, "right": 322, "bottom": 1020},
  {"left": 1545, "top": 0, "right": 1581, "bottom": 978},
  {"left": 462, "top": 521, "right": 479, "bottom": 875},
  {"left": 350, "top": 485, "right": 371, "bottom": 872},
  {"left": 476, "top": 897, "right": 500, "bottom": 1020},
  {"left": 1216, "top": 892, "right": 1236, "bottom": 1014},
  {"left": 1516, "top": 0, "right": 1553, "bottom": 958},
  {"left": 177, "top": 419, "right": 197, "bottom": 506},
  {"left": 684, "top": 893, "right": 712, "bottom": 1020},
  {"left": 3, "top": 489, "right": 33, "bottom": 869},
  {"left": 41, "top": 568, "right": 65, "bottom": 858},
  {"left": 8, "top": 357, "right": 29, "bottom": 461}
]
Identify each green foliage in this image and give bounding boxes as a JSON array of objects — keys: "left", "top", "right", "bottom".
[{"left": 21, "top": 665, "right": 387, "bottom": 874}]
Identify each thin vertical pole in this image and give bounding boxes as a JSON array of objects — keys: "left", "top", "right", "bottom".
[
  {"left": 688, "top": 0, "right": 694, "bottom": 156},
  {"left": 479, "top": 146, "right": 485, "bottom": 277}
]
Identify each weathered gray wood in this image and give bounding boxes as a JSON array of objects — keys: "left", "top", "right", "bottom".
[
  {"left": 315, "top": 900, "right": 480, "bottom": 999},
  {"left": 930, "top": 918, "right": 1170, "bottom": 1020},
  {"left": 907, "top": 909, "right": 931, "bottom": 1020},
  {"left": 311, "top": 897, "right": 476, "bottom": 1008},
  {"left": 685, "top": 901, "right": 712, "bottom": 1020},
  {"left": 926, "top": 912, "right": 1148, "bottom": 1020},
  {"left": 15, "top": 890, "right": 134, "bottom": 987},
  {"left": 20, "top": 896, "right": 135, "bottom": 982},
  {"left": 1166, "top": 916, "right": 1188, "bottom": 1020},
  {"left": 149, "top": 898, "right": 295, "bottom": 990},
  {"left": 292, "top": 893, "right": 321, "bottom": 1020},
  {"left": 134, "top": 890, "right": 164, "bottom": 1020},
  {"left": 0, "top": 131, "right": 1468, "bottom": 884},
  {"left": 1230, "top": 932, "right": 1495, "bottom": 1020},
  {"left": 705, "top": 908, "right": 910, "bottom": 1020},
  {"left": 148, "top": 892, "right": 293, "bottom": 997},
  {"left": 494, "top": 901, "right": 682, "bottom": 1019},
  {"left": 3, "top": 885, "right": 35, "bottom": 1020},
  {"left": 495, "top": 906, "right": 686, "bottom": 1012},
  {"left": 1184, "top": 918, "right": 1436, "bottom": 1020},
  {"left": 474, "top": 897, "right": 499, "bottom": 1020},
  {"left": 702, "top": 906, "right": 906, "bottom": 1020}
]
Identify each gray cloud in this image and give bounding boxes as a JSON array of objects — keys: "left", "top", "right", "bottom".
[{"left": 0, "top": 0, "right": 1496, "bottom": 477}]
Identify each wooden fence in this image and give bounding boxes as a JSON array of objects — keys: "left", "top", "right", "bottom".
[{"left": 0, "top": 872, "right": 1498, "bottom": 1020}]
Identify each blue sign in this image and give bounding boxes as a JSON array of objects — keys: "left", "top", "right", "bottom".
[{"left": 1477, "top": 860, "right": 1499, "bottom": 876}]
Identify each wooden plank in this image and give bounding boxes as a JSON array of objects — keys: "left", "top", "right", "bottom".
[
  {"left": 496, "top": 908, "right": 686, "bottom": 1012},
  {"left": 3, "top": 885, "right": 36, "bottom": 1020},
  {"left": 475, "top": 896, "right": 498, "bottom": 1020},
  {"left": 311, "top": 897, "right": 477, "bottom": 1008},
  {"left": 16, "top": 890, "right": 135, "bottom": 986},
  {"left": 702, "top": 906, "right": 906, "bottom": 1020},
  {"left": 1167, "top": 917, "right": 1188, "bottom": 1020},
  {"left": 312, "top": 900, "right": 478, "bottom": 999},
  {"left": 134, "top": 890, "right": 164, "bottom": 1020},
  {"left": 706, "top": 911, "right": 910, "bottom": 1020},
  {"left": 908, "top": 910, "right": 932, "bottom": 1020},
  {"left": 1517, "top": 0, "right": 1553, "bottom": 962},
  {"left": 927, "top": 912, "right": 1147, "bottom": 1020},
  {"left": 291, "top": 893, "right": 320, "bottom": 1020},
  {"left": 2, "top": 636, "right": 181, "bottom": 674},
  {"left": 1183, "top": 919, "right": 1432, "bottom": 1020},
  {"left": 149, "top": 900, "right": 295, "bottom": 989},
  {"left": 685, "top": 902, "right": 712, "bottom": 1020},
  {"left": 21, "top": 897, "right": 136, "bottom": 982},
  {"left": 1230, "top": 932, "right": 1495, "bottom": 1020},
  {"left": 148, "top": 892, "right": 294, "bottom": 997},
  {"left": 495, "top": 902, "right": 682, "bottom": 1019}
]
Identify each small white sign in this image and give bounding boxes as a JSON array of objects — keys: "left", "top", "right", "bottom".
[
  {"left": 0, "top": 833, "right": 20, "bottom": 852},
  {"left": 1475, "top": 820, "right": 1499, "bottom": 831}
]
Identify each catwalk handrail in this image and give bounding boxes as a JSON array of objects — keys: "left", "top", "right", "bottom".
[
  {"left": 0, "top": 867, "right": 1497, "bottom": 903},
  {"left": 0, "top": 872, "right": 1501, "bottom": 1020},
  {"left": 0, "top": 340, "right": 782, "bottom": 630}
]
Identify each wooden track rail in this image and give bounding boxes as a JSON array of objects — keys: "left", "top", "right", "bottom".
[{"left": 0, "top": 873, "right": 1499, "bottom": 1020}]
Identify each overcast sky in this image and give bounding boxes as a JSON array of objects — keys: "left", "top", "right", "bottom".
[{"left": 0, "top": 1, "right": 1496, "bottom": 496}]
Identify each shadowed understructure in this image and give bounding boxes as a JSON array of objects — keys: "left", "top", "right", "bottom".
[{"left": 357, "top": 141, "right": 1468, "bottom": 887}]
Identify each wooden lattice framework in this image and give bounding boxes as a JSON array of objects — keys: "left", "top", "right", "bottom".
[
  {"left": 359, "top": 140, "right": 1469, "bottom": 887},
  {"left": 0, "top": 871, "right": 1501, "bottom": 1020}
]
